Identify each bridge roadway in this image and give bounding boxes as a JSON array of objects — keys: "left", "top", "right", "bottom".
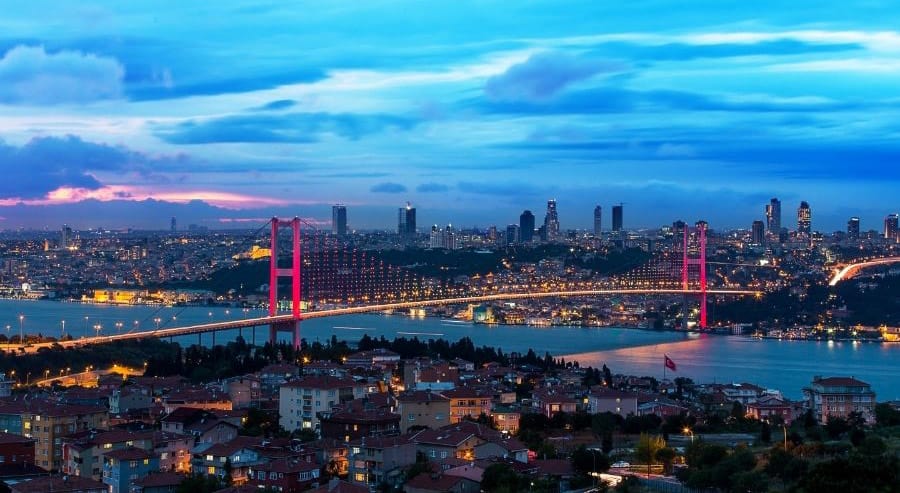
[
  {"left": 828, "top": 256, "right": 900, "bottom": 286},
  {"left": 14, "top": 288, "right": 760, "bottom": 353}
]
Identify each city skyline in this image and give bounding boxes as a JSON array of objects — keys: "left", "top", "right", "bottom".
[{"left": 2, "top": 2, "right": 900, "bottom": 230}]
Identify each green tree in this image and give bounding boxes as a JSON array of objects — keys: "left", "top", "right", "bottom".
[
  {"left": 656, "top": 447, "right": 676, "bottom": 475},
  {"left": 634, "top": 433, "right": 665, "bottom": 478},
  {"left": 481, "top": 463, "right": 521, "bottom": 492},
  {"left": 874, "top": 402, "right": 900, "bottom": 427}
]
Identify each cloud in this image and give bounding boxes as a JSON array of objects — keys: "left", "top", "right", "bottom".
[
  {"left": 128, "top": 69, "right": 325, "bottom": 100},
  {"left": 485, "top": 52, "right": 618, "bottom": 101},
  {"left": 370, "top": 182, "right": 407, "bottom": 193},
  {"left": 0, "top": 136, "right": 188, "bottom": 200},
  {"left": 585, "top": 39, "right": 863, "bottom": 61},
  {"left": 157, "top": 112, "right": 418, "bottom": 144},
  {"left": 0, "top": 45, "right": 124, "bottom": 104},
  {"left": 251, "top": 99, "right": 298, "bottom": 111},
  {"left": 416, "top": 182, "right": 450, "bottom": 193}
]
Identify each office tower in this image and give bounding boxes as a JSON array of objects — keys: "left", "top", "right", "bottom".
[
  {"left": 885, "top": 214, "right": 899, "bottom": 241},
  {"left": 612, "top": 204, "right": 623, "bottom": 232},
  {"left": 797, "top": 201, "right": 811, "bottom": 234},
  {"left": 506, "top": 224, "right": 520, "bottom": 246},
  {"left": 519, "top": 210, "right": 535, "bottom": 244},
  {"left": 847, "top": 217, "right": 860, "bottom": 241},
  {"left": 593, "top": 206, "right": 602, "bottom": 236},
  {"left": 398, "top": 202, "right": 416, "bottom": 238},
  {"left": 170, "top": 216, "right": 177, "bottom": 232},
  {"left": 429, "top": 224, "right": 457, "bottom": 250},
  {"left": 332, "top": 205, "right": 347, "bottom": 236},
  {"left": 751, "top": 220, "right": 765, "bottom": 245},
  {"left": 766, "top": 198, "right": 781, "bottom": 232},
  {"left": 543, "top": 200, "right": 560, "bottom": 241},
  {"left": 60, "top": 225, "right": 72, "bottom": 249}
]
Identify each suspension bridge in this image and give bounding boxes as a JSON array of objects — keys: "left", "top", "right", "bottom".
[{"left": 12, "top": 218, "right": 761, "bottom": 353}]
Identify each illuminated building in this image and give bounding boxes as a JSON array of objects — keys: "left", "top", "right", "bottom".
[
  {"left": 543, "top": 200, "right": 560, "bottom": 241},
  {"left": 765, "top": 198, "right": 781, "bottom": 233},
  {"left": 505, "top": 224, "right": 519, "bottom": 245},
  {"left": 519, "top": 210, "right": 535, "bottom": 243},
  {"left": 332, "top": 204, "right": 347, "bottom": 236},
  {"left": 751, "top": 220, "right": 765, "bottom": 245},
  {"left": 885, "top": 213, "right": 899, "bottom": 241},
  {"left": 593, "top": 205, "right": 602, "bottom": 236},
  {"left": 60, "top": 224, "right": 72, "bottom": 249},
  {"left": 397, "top": 202, "right": 416, "bottom": 239},
  {"left": 797, "top": 201, "right": 811, "bottom": 234},
  {"left": 803, "top": 376, "right": 876, "bottom": 424},
  {"left": 847, "top": 216, "right": 860, "bottom": 241},
  {"left": 170, "top": 216, "right": 176, "bottom": 233}
]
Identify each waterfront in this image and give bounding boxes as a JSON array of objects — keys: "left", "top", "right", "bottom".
[{"left": 1, "top": 299, "right": 896, "bottom": 400}]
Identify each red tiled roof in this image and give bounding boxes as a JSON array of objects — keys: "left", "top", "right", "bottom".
[
  {"left": 0, "top": 431, "right": 34, "bottom": 445},
  {"left": 404, "top": 472, "right": 465, "bottom": 491},
  {"left": 308, "top": 480, "right": 369, "bottom": 493},
  {"left": 10, "top": 475, "right": 106, "bottom": 493},
  {"left": 281, "top": 375, "right": 360, "bottom": 390},
  {"left": 104, "top": 447, "right": 152, "bottom": 461},
  {"left": 813, "top": 377, "right": 871, "bottom": 387},
  {"left": 133, "top": 472, "right": 185, "bottom": 487}
]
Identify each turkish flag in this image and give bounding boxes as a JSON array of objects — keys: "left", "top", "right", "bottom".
[{"left": 664, "top": 354, "right": 677, "bottom": 371}]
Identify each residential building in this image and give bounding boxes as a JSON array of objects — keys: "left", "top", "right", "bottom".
[
  {"left": 804, "top": 376, "right": 876, "bottom": 424},
  {"left": 0, "top": 431, "right": 35, "bottom": 467},
  {"left": 531, "top": 389, "right": 577, "bottom": 418},
  {"left": 191, "top": 436, "right": 262, "bottom": 485},
  {"left": 394, "top": 391, "right": 450, "bottom": 433},
  {"left": 347, "top": 435, "right": 416, "bottom": 488},
  {"left": 102, "top": 447, "right": 159, "bottom": 493},
  {"left": 490, "top": 407, "right": 520, "bottom": 434},
  {"left": 247, "top": 457, "right": 321, "bottom": 493},
  {"left": 10, "top": 475, "right": 107, "bottom": 493},
  {"left": 62, "top": 429, "right": 155, "bottom": 480},
  {"left": 405, "top": 472, "right": 480, "bottom": 493},
  {"left": 132, "top": 472, "right": 184, "bottom": 493},
  {"left": 587, "top": 388, "right": 638, "bottom": 417},
  {"left": 319, "top": 403, "right": 400, "bottom": 442},
  {"left": 279, "top": 376, "right": 369, "bottom": 433},
  {"left": 746, "top": 396, "right": 794, "bottom": 424},
  {"left": 442, "top": 388, "right": 492, "bottom": 423},
  {"left": 0, "top": 399, "right": 108, "bottom": 471}
]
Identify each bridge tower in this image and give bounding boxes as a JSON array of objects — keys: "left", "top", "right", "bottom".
[
  {"left": 269, "top": 217, "right": 302, "bottom": 348},
  {"left": 682, "top": 222, "right": 708, "bottom": 328}
]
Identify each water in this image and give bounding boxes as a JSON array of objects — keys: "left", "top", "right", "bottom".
[{"left": 1, "top": 300, "right": 896, "bottom": 400}]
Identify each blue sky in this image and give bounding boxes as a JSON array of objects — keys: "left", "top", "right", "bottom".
[{"left": 0, "top": 1, "right": 898, "bottom": 232}]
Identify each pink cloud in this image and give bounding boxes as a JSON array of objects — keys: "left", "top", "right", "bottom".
[{"left": 0, "top": 185, "right": 307, "bottom": 209}]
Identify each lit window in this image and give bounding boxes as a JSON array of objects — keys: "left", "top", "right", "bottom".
[{"left": 208, "top": 466, "right": 216, "bottom": 475}]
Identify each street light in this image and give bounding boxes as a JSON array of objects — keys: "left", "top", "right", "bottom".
[
  {"left": 683, "top": 427, "right": 694, "bottom": 444},
  {"left": 18, "top": 315, "right": 24, "bottom": 345},
  {"left": 154, "top": 317, "right": 162, "bottom": 330},
  {"left": 61, "top": 320, "right": 66, "bottom": 339}
]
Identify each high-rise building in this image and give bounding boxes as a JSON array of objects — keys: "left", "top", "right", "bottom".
[
  {"left": 885, "top": 214, "right": 899, "bottom": 241},
  {"left": 398, "top": 202, "right": 416, "bottom": 238},
  {"left": 543, "top": 200, "right": 560, "bottom": 241},
  {"left": 429, "top": 224, "right": 457, "bottom": 250},
  {"left": 332, "top": 205, "right": 347, "bottom": 236},
  {"left": 847, "top": 217, "right": 860, "bottom": 241},
  {"left": 170, "top": 216, "right": 177, "bottom": 232},
  {"left": 751, "top": 220, "right": 765, "bottom": 245},
  {"left": 60, "top": 224, "right": 72, "bottom": 249},
  {"left": 505, "top": 224, "right": 520, "bottom": 246},
  {"left": 519, "top": 210, "right": 535, "bottom": 244},
  {"left": 797, "top": 201, "right": 811, "bottom": 234},
  {"left": 766, "top": 198, "right": 781, "bottom": 233},
  {"left": 593, "top": 206, "right": 602, "bottom": 236},
  {"left": 611, "top": 204, "right": 623, "bottom": 232}
]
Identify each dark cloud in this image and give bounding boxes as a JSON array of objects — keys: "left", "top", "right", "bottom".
[
  {"left": 0, "top": 136, "right": 188, "bottom": 199},
  {"left": 0, "top": 45, "right": 124, "bottom": 104},
  {"left": 416, "top": 183, "right": 450, "bottom": 193},
  {"left": 485, "top": 52, "right": 619, "bottom": 101},
  {"left": 370, "top": 182, "right": 407, "bottom": 193},
  {"left": 251, "top": 99, "right": 298, "bottom": 111},
  {"left": 157, "top": 112, "right": 418, "bottom": 144}
]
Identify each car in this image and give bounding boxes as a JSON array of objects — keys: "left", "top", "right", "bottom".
[{"left": 611, "top": 461, "right": 630, "bottom": 468}]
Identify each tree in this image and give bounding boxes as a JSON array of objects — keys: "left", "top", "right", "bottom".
[
  {"left": 571, "top": 445, "right": 610, "bottom": 476},
  {"left": 634, "top": 433, "right": 665, "bottom": 478},
  {"left": 656, "top": 447, "right": 676, "bottom": 475},
  {"left": 824, "top": 417, "right": 850, "bottom": 440},
  {"left": 481, "top": 463, "right": 521, "bottom": 492},
  {"left": 223, "top": 458, "right": 234, "bottom": 486},
  {"left": 874, "top": 402, "right": 900, "bottom": 427},
  {"left": 760, "top": 421, "right": 771, "bottom": 444}
]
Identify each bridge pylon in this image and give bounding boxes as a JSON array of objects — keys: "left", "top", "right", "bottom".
[
  {"left": 681, "top": 222, "right": 708, "bottom": 329},
  {"left": 269, "top": 217, "right": 302, "bottom": 349}
]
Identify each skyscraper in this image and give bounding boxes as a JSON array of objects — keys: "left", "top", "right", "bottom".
[
  {"left": 612, "top": 204, "right": 623, "bottom": 232},
  {"left": 170, "top": 216, "right": 177, "bottom": 232},
  {"left": 751, "top": 220, "right": 765, "bottom": 245},
  {"left": 519, "top": 210, "right": 535, "bottom": 244},
  {"left": 885, "top": 214, "right": 899, "bottom": 241},
  {"left": 593, "top": 206, "right": 602, "bottom": 236},
  {"left": 543, "top": 200, "right": 560, "bottom": 241},
  {"left": 797, "top": 201, "right": 811, "bottom": 234},
  {"left": 60, "top": 224, "right": 72, "bottom": 249},
  {"left": 332, "top": 205, "right": 347, "bottom": 236},
  {"left": 766, "top": 198, "right": 781, "bottom": 233},
  {"left": 847, "top": 217, "right": 860, "bottom": 241},
  {"left": 505, "top": 224, "right": 520, "bottom": 246},
  {"left": 398, "top": 202, "right": 416, "bottom": 238}
]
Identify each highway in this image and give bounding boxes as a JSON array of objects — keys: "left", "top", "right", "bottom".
[{"left": 828, "top": 256, "right": 900, "bottom": 286}]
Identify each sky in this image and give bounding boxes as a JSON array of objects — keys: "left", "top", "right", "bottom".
[{"left": 1, "top": 1, "right": 899, "bottom": 232}]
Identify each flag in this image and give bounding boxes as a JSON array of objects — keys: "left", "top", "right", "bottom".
[{"left": 664, "top": 354, "right": 677, "bottom": 371}]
